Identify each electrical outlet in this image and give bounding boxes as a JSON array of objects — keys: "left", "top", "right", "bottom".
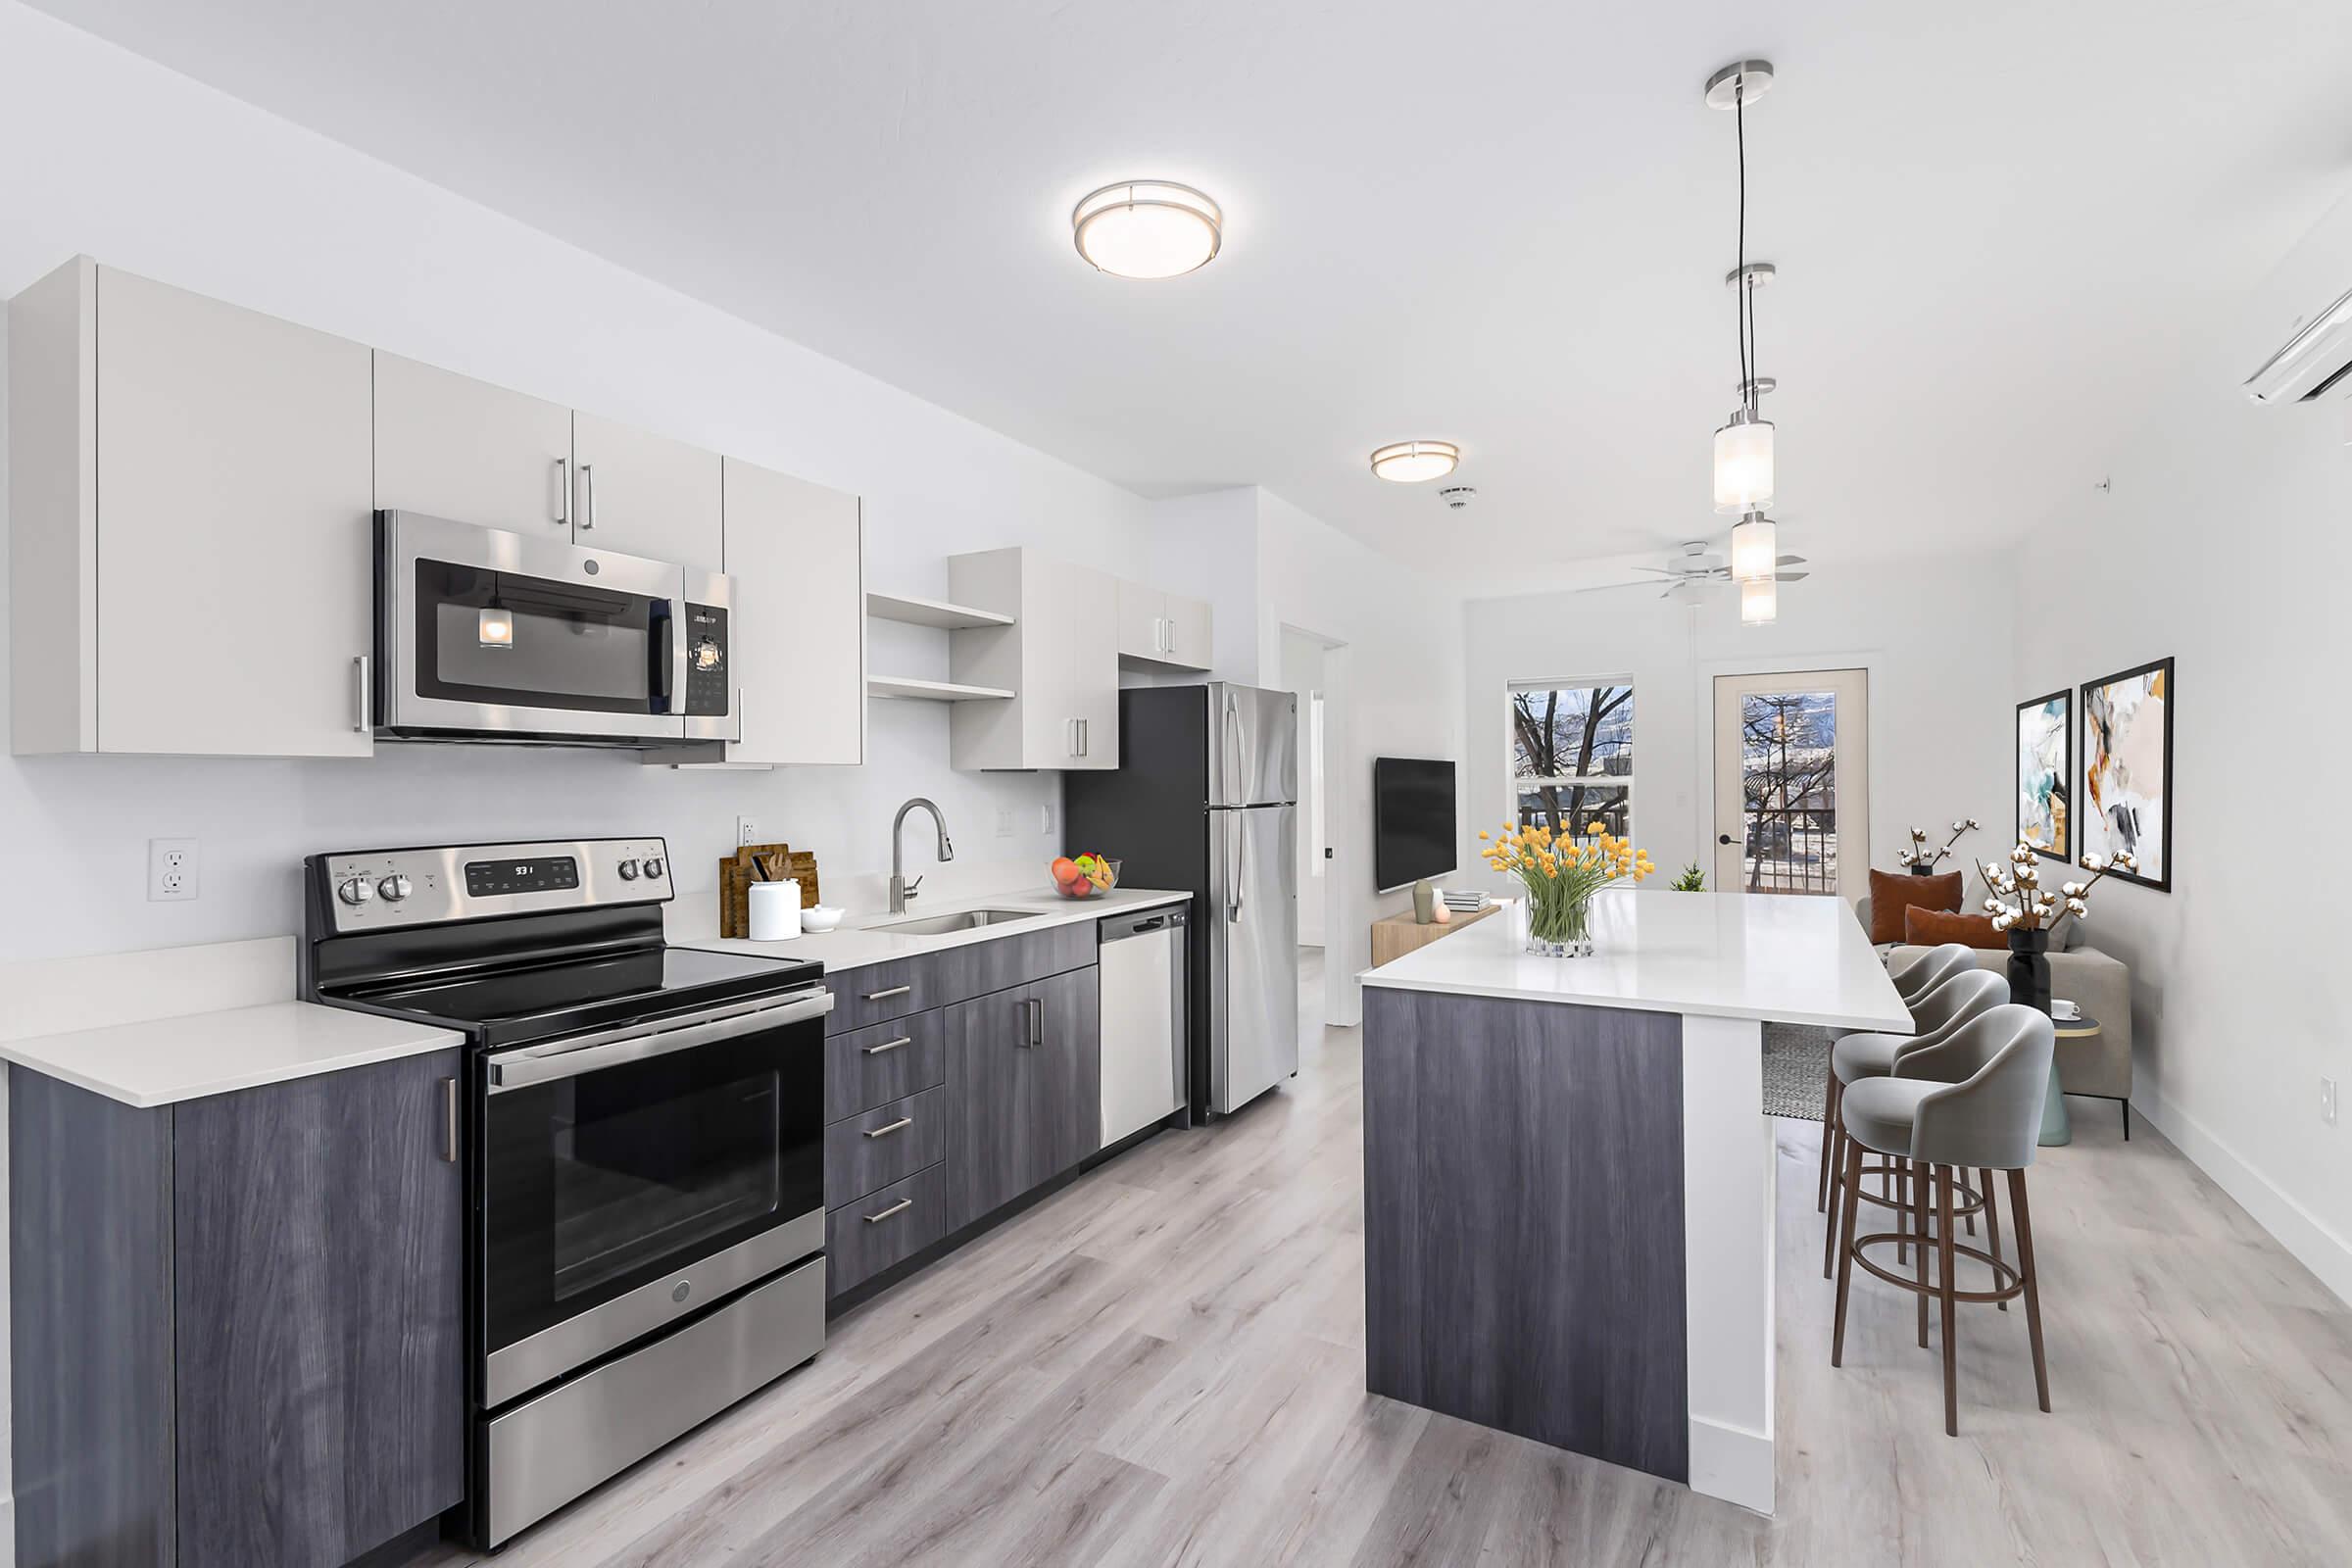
[
  {"left": 148, "top": 838, "right": 199, "bottom": 902},
  {"left": 1040, "top": 804, "right": 1054, "bottom": 837},
  {"left": 737, "top": 815, "right": 760, "bottom": 848},
  {"left": 996, "top": 808, "right": 1015, "bottom": 839},
  {"left": 2324, "top": 1077, "right": 2339, "bottom": 1126}
]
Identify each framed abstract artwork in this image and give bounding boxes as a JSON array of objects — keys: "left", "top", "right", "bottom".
[
  {"left": 2080, "top": 657, "right": 2173, "bottom": 891},
  {"left": 2015, "top": 689, "right": 2073, "bottom": 862}
]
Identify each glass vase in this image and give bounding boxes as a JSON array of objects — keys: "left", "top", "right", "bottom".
[{"left": 1525, "top": 894, "right": 1596, "bottom": 957}]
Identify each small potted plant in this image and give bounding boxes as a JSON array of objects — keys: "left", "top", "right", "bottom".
[
  {"left": 1479, "top": 820, "right": 1653, "bottom": 956},
  {"left": 1670, "top": 863, "right": 1707, "bottom": 892}
]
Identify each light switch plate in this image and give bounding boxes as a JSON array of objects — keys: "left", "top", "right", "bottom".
[
  {"left": 2324, "top": 1076, "right": 2339, "bottom": 1126},
  {"left": 996, "top": 808, "right": 1015, "bottom": 838},
  {"left": 149, "top": 838, "right": 199, "bottom": 902}
]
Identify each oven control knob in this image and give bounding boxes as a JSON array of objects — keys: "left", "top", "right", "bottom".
[
  {"left": 377, "top": 874, "right": 413, "bottom": 903},
  {"left": 642, "top": 857, "right": 665, "bottom": 879},
  {"left": 616, "top": 859, "right": 640, "bottom": 881},
  {"left": 336, "top": 876, "right": 374, "bottom": 906}
]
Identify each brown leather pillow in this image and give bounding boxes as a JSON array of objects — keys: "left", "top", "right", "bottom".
[
  {"left": 1868, "top": 866, "right": 1962, "bottom": 945},
  {"left": 1904, "top": 906, "right": 2005, "bottom": 951}
]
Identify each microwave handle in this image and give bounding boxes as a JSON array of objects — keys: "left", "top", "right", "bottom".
[
  {"left": 488, "top": 990, "right": 835, "bottom": 1091},
  {"left": 652, "top": 612, "right": 676, "bottom": 711}
]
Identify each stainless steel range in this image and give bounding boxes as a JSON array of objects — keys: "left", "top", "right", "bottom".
[{"left": 301, "top": 837, "right": 828, "bottom": 1548}]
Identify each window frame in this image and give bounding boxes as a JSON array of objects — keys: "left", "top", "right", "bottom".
[{"left": 1506, "top": 677, "right": 1637, "bottom": 843}]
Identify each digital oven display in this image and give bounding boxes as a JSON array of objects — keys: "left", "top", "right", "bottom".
[{"left": 465, "top": 858, "right": 581, "bottom": 898}]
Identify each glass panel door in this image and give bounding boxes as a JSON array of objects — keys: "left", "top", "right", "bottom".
[{"left": 1711, "top": 669, "right": 1871, "bottom": 901}]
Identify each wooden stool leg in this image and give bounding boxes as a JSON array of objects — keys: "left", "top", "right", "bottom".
[
  {"left": 1817, "top": 1067, "right": 1838, "bottom": 1212},
  {"left": 2008, "top": 1168, "right": 2052, "bottom": 1413},
  {"left": 1980, "top": 1166, "right": 2007, "bottom": 1312},
  {"left": 1964, "top": 1171, "right": 1978, "bottom": 1237},
  {"left": 1895, "top": 1156, "right": 1910, "bottom": 1268},
  {"left": 1937, "top": 1165, "right": 1960, "bottom": 1436},
  {"left": 1822, "top": 1093, "right": 1845, "bottom": 1281},
  {"left": 1832, "top": 1139, "right": 1865, "bottom": 1367},
  {"left": 1912, "top": 1157, "right": 1932, "bottom": 1348}
]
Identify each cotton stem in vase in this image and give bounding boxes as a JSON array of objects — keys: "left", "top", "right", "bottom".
[
  {"left": 1479, "top": 820, "right": 1654, "bottom": 957},
  {"left": 1898, "top": 817, "right": 1980, "bottom": 871},
  {"left": 1978, "top": 841, "right": 2135, "bottom": 937}
]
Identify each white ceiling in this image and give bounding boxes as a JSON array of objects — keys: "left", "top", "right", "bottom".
[{"left": 29, "top": 0, "right": 2352, "bottom": 586}]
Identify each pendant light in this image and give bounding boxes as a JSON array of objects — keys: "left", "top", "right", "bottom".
[
  {"left": 1740, "top": 575, "right": 1778, "bottom": 625},
  {"left": 1729, "top": 508, "right": 1778, "bottom": 584},
  {"left": 478, "top": 575, "right": 514, "bottom": 650},
  {"left": 1709, "top": 61, "right": 1776, "bottom": 515}
]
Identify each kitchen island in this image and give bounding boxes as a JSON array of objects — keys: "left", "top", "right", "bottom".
[{"left": 1359, "top": 890, "right": 1907, "bottom": 1514}]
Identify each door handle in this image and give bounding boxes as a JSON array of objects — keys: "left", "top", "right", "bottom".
[
  {"left": 734, "top": 686, "right": 745, "bottom": 748},
  {"left": 440, "top": 1077, "right": 459, "bottom": 1164},
  {"left": 352, "top": 654, "right": 370, "bottom": 734},
  {"left": 861, "top": 1117, "right": 913, "bottom": 1139},
  {"left": 579, "top": 463, "right": 597, "bottom": 529},
  {"left": 1718, "top": 834, "right": 1736, "bottom": 845},
  {"left": 861, "top": 1035, "right": 913, "bottom": 1056},
  {"left": 652, "top": 612, "right": 675, "bottom": 710},
  {"left": 553, "top": 456, "right": 571, "bottom": 528},
  {"left": 1020, "top": 997, "right": 1042, "bottom": 1049}
]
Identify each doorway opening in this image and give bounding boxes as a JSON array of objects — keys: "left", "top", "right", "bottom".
[{"left": 1281, "top": 624, "right": 1348, "bottom": 1026}]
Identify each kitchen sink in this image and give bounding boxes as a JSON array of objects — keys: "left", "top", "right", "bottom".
[{"left": 870, "top": 907, "right": 1044, "bottom": 936}]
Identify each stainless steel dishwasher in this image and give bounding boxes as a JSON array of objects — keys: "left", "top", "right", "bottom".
[{"left": 1099, "top": 906, "right": 1188, "bottom": 1147}]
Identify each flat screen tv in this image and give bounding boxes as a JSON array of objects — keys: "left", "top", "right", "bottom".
[{"left": 1374, "top": 757, "right": 1457, "bottom": 893}]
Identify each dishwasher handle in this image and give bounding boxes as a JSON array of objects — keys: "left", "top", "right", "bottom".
[{"left": 1099, "top": 906, "right": 1189, "bottom": 944}]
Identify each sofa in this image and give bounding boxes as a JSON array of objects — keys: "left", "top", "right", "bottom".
[{"left": 1855, "top": 894, "right": 2133, "bottom": 1128}]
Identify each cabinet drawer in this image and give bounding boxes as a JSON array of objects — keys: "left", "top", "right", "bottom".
[
  {"left": 824, "top": 1087, "right": 948, "bottom": 1208},
  {"left": 825, "top": 1164, "right": 946, "bottom": 1296},
  {"left": 824, "top": 922, "right": 1099, "bottom": 1035},
  {"left": 825, "top": 1010, "right": 946, "bottom": 1121}
]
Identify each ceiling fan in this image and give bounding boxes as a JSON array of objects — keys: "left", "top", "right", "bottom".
[{"left": 1571, "top": 540, "right": 1809, "bottom": 602}]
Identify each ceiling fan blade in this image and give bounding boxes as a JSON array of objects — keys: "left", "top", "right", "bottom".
[
  {"left": 1775, "top": 570, "right": 1810, "bottom": 582},
  {"left": 1566, "top": 580, "right": 1646, "bottom": 595},
  {"left": 1628, "top": 566, "right": 1674, "bottom": 577},
  {"left": 1777, "top": 554, "right": 1808, "bottom": 566}
]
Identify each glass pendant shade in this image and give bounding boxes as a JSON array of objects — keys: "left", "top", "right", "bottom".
[
  {"left": 1740, "top": 575, "right": 1778, "bottom": 625},
  {"left": 478, "top": 605, "right": 514, "bottom": 649},
  {"left": 1713, "top": 412, "right": 1776, "bottom": 513},
  {"left": 1729, "top": 512, "right": 1778, "bottom": 582}
]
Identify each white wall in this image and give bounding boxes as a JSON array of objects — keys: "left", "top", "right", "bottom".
[
  {"left": 1461, "top": 551, "right": 2018, "bottom": 900},
  {"left": 1279, "top": 628, "right": 1328, "bottom": 947},
  {"left": 2013, "top": 186, "right": 2352, "bottom": 1305},
  {"left": 0, "top": 0, "right": 1161, "bottom": 963}
]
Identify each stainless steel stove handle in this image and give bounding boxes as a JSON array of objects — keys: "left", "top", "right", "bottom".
[{"left": 488, "top": 989, "right": 834, "bottom": 1091}]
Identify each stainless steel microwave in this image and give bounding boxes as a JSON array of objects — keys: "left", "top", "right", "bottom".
[{"left": 373, "top": 511, "right": 736, "bottom": 747}]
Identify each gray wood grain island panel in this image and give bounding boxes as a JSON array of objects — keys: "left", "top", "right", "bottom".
[{"left": 1361, "top": 988, "right": 1689, "bottom": 1484}]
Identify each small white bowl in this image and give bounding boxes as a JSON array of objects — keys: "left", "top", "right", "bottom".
[{"left": 801, "top": 906, "right": 846, "bottom": 933}]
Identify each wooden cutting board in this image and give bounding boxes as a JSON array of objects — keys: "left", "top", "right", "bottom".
[{"left": 717, "top": 843, "right": 822, "bottom": 938}]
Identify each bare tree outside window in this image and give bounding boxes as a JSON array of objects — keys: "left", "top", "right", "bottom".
[
  {"left": 1740, "top": 691, "right": 1838, "bottom": 894},
  {"left": 1510, "top": 684, "right": 1634, "bottom": 843}
]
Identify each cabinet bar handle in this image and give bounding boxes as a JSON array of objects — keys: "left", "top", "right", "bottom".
[
  {"left": 861, "top": 1035, "right": 913, "bottom": 1055},
  {"left": 353, "top": 655, "right": 370, "bottom": 734},
  {"left": 440, "top": 1077, "right": 459, "bottom": 1163},
  {"left": 862, "top": 1116, "right": 913, "bottom": 1139},
  {"left": 554, "top": 456, "right": 571, "bottom": 527},
  {"left": 580, "top": 463, "right": 596, "bottom": 529},
  {"left": 863, "top": 1198, "right": 914, "bottom": 1224},
  {"left": 863, "top": 984, "right": 912, "bottom": 1003}
]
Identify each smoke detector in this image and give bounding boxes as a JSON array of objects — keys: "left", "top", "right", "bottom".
[{"left": 1438, "top": 485, "right": 1477, "bottom": 511}]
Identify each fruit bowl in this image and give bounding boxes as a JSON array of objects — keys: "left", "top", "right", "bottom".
[{"left": 1049, "top": 854, "right": 1120, "bottom": 900}]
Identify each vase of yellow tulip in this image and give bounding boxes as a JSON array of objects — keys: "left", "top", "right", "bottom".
[{"left": 1479, "top": 819, "right": 1654, "bottom": 956}]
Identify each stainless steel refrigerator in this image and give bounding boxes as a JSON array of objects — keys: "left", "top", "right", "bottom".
[{"left": 1065, "top": 683, "right": 1299, "bottom": 1116}]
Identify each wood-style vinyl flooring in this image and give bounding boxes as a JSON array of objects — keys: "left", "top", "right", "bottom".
[{"left": 410, "top": 954, "right": 2352, "bottom": 1567}]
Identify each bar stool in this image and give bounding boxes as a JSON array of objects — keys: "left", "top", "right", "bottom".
[
  {"left": 1831, "top": 1004, "right": 2055, "bottom": 1435},
  {"left": 1821, "top": 968, "right": 2007, "bottom": 1280},
  {"left": 1819, "top": 944, "right": 1976, "bottom": 1214}
]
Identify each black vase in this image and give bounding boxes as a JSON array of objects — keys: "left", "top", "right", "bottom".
[
  {"left": 2005, "top": 927, "right": 2052, "bottom": 1015},
  {"left": 1908, "top": 864, "right": 1937, "bottom": 877}
]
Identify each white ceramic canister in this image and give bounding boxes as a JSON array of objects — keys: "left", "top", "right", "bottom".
[{"left": 749, "top": 879, "right": 804, "bottom": 941}]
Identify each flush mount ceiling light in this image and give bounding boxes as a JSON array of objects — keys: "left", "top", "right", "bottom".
[
  {"left": 1369, "top": 440, "right": 1460, "bottom": 483},
  {"left": 1071, "top": 180, "right": 1222, "bottom": 279},
  {"left": 1709, "top": 59, "right": 1778, "bottom": 517}
]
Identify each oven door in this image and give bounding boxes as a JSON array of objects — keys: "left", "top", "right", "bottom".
[
  {"left": 480, "top": 987, "right": 829, "bottom": 1407},
  {"left": 377, "top": 510, "right": 692, "bottom": 744}
]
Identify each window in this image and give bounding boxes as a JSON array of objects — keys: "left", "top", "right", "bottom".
[{"left": 1509, "top": 682, "right": 1634, "bottom": 843}]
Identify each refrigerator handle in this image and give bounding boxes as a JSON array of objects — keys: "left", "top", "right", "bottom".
[
  {"left": 1229, "top": 815, "right": 1246, "bottom": 923},
  {"left": 1221, "top": 691, "right": 1243, "bottom": 805}
]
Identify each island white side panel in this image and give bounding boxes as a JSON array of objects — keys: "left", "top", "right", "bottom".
[{"left": 1683, "top": 1011, "right": 1775, "bottom": 1514}]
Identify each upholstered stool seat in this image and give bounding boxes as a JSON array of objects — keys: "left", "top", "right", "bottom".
[
  {"left": 1837, "top": 1076, "right": 1937, "bottom": 1152},
  {"left": 1832, "top": 1032, "right": 1904, "bottom": 1084}
]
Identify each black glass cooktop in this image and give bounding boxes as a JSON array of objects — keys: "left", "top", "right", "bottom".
[{"left": 333, "top": 944, "right": 822, "bottom": 1047}]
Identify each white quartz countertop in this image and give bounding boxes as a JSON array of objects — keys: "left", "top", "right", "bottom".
[
  {"left": 0, "top": 1002, "right": 465, "bottom": 1109},
  {"left": 667, "top": 885, "right": 1192, "bottom": 971},
  {"left": 1360, "top": 890, "right": 1911, "bottom": 1032}
]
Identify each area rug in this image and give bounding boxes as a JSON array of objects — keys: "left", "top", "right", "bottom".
[{"left": 1761, "top": 1022, "right": 1836, "bottom": 1122}]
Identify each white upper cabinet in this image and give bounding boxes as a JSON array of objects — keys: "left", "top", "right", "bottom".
[
  {"left": 949, "top": 549, "right": 1119, "bottom": 770},
  {"left": 373, "top": 354, "right": 573, "bottom": 537},
  {"left": 9, "top": 260, "right": 373, "bottom": 758},
  {"left": 713, "top": 458, "right": 864, "bottom": 765},
  {"left": 1114, "top": 580, "right": 1213, "bottom": 671},
  {"left": 570, "top": 412, "right": 722, "bottom": 571}
]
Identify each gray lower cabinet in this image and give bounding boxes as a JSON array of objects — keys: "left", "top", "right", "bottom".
[
  {"left": 946, "top": 966, "right": 1103, "bottom": 1231},
  {"left": 824, "top": 1165, "right": 948, "bottom": 1296},
  {"left": 10, "top": 1050, "right": 465, "bottom": 1568}
]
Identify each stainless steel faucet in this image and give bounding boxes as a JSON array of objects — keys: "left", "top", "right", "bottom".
[{"left": 889, "top": 798, "right": 954, "bottom": 913}]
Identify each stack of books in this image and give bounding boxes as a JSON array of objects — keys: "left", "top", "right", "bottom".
[{"left": 1440, "top": 888, "right": 1491, "bottom": 913}]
